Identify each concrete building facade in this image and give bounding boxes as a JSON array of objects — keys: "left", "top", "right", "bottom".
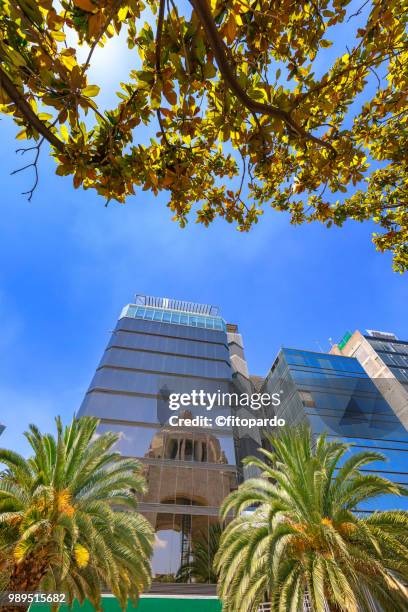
[{"left": 331, "top": 330, "right": 408, "bottom": 429}]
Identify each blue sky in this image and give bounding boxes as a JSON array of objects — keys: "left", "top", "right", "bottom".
[{"left": 0, "top": 2, "right": 407, "bottom": 456}]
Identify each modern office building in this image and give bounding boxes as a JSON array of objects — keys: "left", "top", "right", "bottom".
[
  {"left": 79, "top": 303, "right": 408, "bottom": 607},
  {"left": 261, "top": 347, "right": 408, "bottom": 511},
  {"left": 79, "top": 295, "right": 257, "bottom": 599},
  {"left": 331, "top": 330, "right": 408, "bottom": 429}
]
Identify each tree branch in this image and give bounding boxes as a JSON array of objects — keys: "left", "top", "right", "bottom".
[
  {"left": 0, "top": 67, "right": 65, "bottom": 153},
  {"left": 156, "top": 0, "right": 166, "bottom": 74},
  {"left": 381, "top": 203, "right": 408, "bottom": 210},
  {"left": 187, "top": 0, "right": 336, "bottom": 155},
  {"left": 156, "top": 0, "right": 170, "bottom": 147}
]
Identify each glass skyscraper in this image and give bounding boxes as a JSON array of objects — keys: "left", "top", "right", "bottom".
[
  {"left": 78, "top": 295, "right": 252, "bottom": 591},
  {"left": 261, "top": 348, "right": 408, "bottom": 512}
]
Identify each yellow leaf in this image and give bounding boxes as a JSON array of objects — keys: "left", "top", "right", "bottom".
[
  {"left": 60, "top": 54, "right": 77, "bottom": 71},
  {"left": 60, "top": 124, "right": 69, "bottom": 142},
  {"left": 148, "top": 171, "right": 158, "bottom": 186},
  {"left": 203, "top": 62, "right": 216, "bottom": 79},
  {"left": 82, "top": 85, "right": 100, "bottom": 97},
  {"left": 225, "top": 15, "right": 237, "bottom": 44},
  {"left": 16, "top": 129, "right": 27, "bottom": 140},
  {"left": 14, "top": 540, "right": 30, "bottom": 562},
  {"left": 118, "top": 6, "right": 128, "bottom": 20},
  {"left": 73, "top": 0, "right": 97, "bottom": 12},
  {"left": 164, "top": 88, "right": 177, "bottom": 106},
  {"left": 162, "top": 173, "right": 175, "bottom": 186},
  {"left": 163, "top": 82, "right": 177, "bottom": 106},
  {"left": 88, "top": 12, "right": 104, "bottom": 38},
  {"left": 0, "top": 86, "right": 10, "bottom": 105},
  {"left": 7, "top": 49, "right": 26, "bottom": 67},
  {"left": 50, "top": 30, "right": 66, "bottom": 42}
]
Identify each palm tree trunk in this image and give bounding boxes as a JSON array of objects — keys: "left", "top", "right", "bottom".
[{"left": 2, "top": 549, "right": 49, "bottom": 612}]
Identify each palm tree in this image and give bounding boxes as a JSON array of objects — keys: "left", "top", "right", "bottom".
[
  {"left": 215, "top": 426, "right": 408, "bottom": 612},
  {"left": 0, "top": 416, "right": 154, "bottom": 611},
  {"left": 176, "top": 522, "right": 222, "bottom": 583}
]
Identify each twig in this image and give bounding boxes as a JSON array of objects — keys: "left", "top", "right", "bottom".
[
  {"left": 11, "top": 138, "right": 45, "bottom": 201},
  {"left": 347, "top": 0, "right": 371, "bottom": 22},
  {"left": 368, "top": 65, "right": 381, "bottom": 89},
  {"left": 156, "top": 109, "right": 170, "bottom": 146},
  {"left": 377, "top": 109, "right": 408, "bottom": 124},
  {"left": 10, "top": 115, "right": 62, "bottom": 201},
  {"left": 318, "top": 180, "right": 329, "bottom": 198},
  {"left": 237, "top": 149, "right": 247, "bottom": 199}
]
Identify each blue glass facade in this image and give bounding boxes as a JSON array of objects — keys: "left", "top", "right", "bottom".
[{"left": 262, "top": 348, "right": 408, "bottom": 512}]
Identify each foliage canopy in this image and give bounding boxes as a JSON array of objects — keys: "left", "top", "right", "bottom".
[
  {"left": 215, "top": 426, "right": 408, "bottom": 611},
  {"left": 0, "top": 0, "right": 407, "bottom": 269},
  {"left": 0, "top": 416, "right": 154, "bottom": 611}
]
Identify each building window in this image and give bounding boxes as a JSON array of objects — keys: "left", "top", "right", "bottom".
[
  {"left": 184, "top": 439, "right": 193, "bottom": 460},
  {"left": 122, "top": 304, "right": 227, "bottom": 331},
  {"left": 168, "top": 439, "right": 179, "bottom": 459},
  {"left": 291, "top": 354, "right": 305, "bottom": 365},
  {"left": 171, "top": 312, "right": 181, "bottom": 324},
  {"left": 317, "top": 358, "right": 333, "bottom": 370},
  {"left": 299, "top": 391, "right": 315, "bottom": 408}
]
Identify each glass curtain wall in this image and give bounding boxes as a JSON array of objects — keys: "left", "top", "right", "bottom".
[
  {"left": 262, "top": 348, "right": 408, "bottom": 512},
  {"left": 79, "top": 300, "right": 238, "bottom": 582}
]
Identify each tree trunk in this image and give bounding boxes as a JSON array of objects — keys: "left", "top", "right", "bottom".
[{"left": 2, "top": 549, "right": 49, "bottom": 612}]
